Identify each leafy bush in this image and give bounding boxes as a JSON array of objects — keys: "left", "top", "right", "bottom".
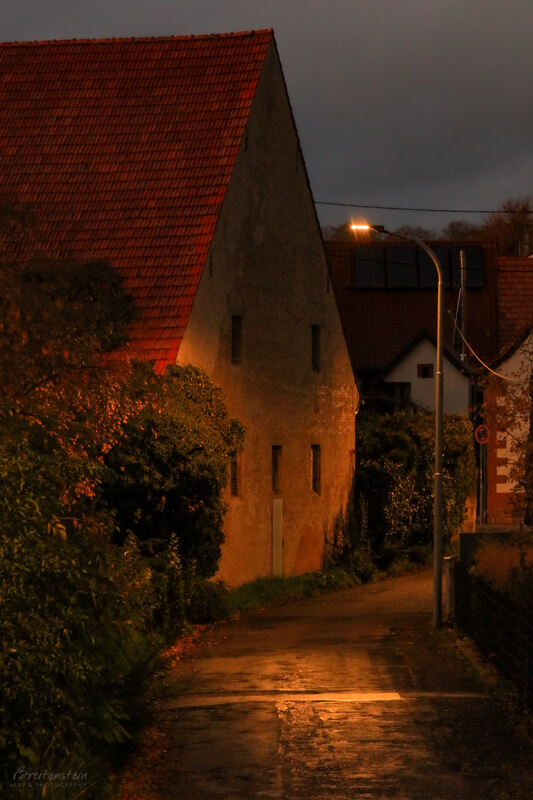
[
  {"left": 102, "top": 363, "right": 244, "bottom": 578},
  {"left": 331, "top": 411, "right": 476, "bottom": 570},
  {"left": 330, "top": 496, "right": 375, "bottom": 580},
  {"left": 0, "top": 205, "right": 244, "bottom": 795},
  {"left": 0, "top": 429, "right": 158, "bottom": 794}
]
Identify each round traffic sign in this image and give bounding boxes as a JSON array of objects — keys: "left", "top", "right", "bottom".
[{"left": 475, "top": 424, "right": 489, "bottom": 445}]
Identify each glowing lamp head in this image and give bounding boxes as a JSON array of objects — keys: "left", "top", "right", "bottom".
[{"left": 350, "top": 223, "right": 386, "bottom": 234}]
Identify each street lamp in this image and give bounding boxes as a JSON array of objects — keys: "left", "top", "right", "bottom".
[{"left": 351, "top": 224, "right": 444, "bottom": 629}]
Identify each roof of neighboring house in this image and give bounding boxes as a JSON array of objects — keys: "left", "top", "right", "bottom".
[
  {"left": 381, "top": 330, "right": 472, "bottom": 381},
  {"left": 490, "top": 324, "right": 533, "bottom": 371},
  {"left": 325, "top": 239, "right": 501, "bottom": 375},
  {"left": 0, "top": 31, "right": 273, "bottom": 370}
]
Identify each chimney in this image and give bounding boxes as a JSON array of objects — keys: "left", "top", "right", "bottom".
[{"left": 519, "top": 228, "right": 530, "bottom": 258}]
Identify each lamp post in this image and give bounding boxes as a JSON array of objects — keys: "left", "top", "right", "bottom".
[{"left": 351, "top": 224, "right": 444, "bottom": 629}]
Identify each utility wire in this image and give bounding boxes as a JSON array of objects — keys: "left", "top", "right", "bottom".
[
  {"left": 448, "top": 311, "right": 522, "bottom": 382},
  {"left": 316, "top": 200, "right": 531, "bottom": 214}
]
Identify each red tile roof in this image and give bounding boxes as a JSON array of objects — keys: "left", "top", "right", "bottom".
[{"left": 0, "top": 31, "right": 273, "bottom": 371}]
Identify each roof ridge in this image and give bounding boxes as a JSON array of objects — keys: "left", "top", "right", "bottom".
[{"left": 0, "top": 29, "right": 274, "bottom": 48}]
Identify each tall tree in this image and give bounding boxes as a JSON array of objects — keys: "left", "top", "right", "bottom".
[
  {"left": 0, "top": 202, "right": 136, "bottom": 461},
  {"left": 391, "top": 224, "right": 437, "bottom": 240},
  {"left": 440, "top": 219, "right": 483, "bottom": 240},
  {"left": 481, "top": 196, "right": 532, "bottom": 256}
]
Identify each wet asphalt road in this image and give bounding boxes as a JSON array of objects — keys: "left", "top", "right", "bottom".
[{"left": 119, "top": 569, "right": 533, "bottom": 799}]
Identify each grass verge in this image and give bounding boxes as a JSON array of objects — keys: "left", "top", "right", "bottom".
[
  {"left": 226, "top": 568, "right": 360, "bottom": 616},
  {"left": 225, "top": 550, "right": 433, "bottom": 618}
]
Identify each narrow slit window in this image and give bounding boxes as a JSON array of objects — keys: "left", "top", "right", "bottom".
[
  {"left": 311, "top": 444, "right": 321, "bottom": 494},
  {"left": 231, "top": 315, "right": 242, "bottom": 363},
  {"left": 272, "top": 445, "right": 282, "bottom": 493},
  {"left": 311, "top": 325, "right": 321, "bottom": 371},
  {"left": 230, "top": 454, "right": 239, "bottom": 496}
]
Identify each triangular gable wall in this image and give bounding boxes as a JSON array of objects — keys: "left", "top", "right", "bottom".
[{"left": 177, "top": 38, "right": 358, "bottom": 584}]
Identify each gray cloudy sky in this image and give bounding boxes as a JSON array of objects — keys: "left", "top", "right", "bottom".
[{"left": 1, "top": 0, "right": 532, "bottom": 232}]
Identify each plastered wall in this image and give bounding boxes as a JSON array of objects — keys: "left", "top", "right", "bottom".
[{"left": 177, "top": 41, "right": 358, "bottom": 585}]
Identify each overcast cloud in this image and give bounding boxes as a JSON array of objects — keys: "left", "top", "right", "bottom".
[{"left": 1, "top": 0, "right": 532, "bottom": 232}]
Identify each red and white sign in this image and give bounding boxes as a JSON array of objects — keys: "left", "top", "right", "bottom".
[{"left": 475, "top": 425, "right": 489, "bottom": 445}]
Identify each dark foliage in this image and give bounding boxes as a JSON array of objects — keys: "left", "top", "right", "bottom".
[
  {"left": 331, "top": 412, "right": 476, "bottom": 570},
  {"left": 0, "top": 203, "right": 243, "bottom": 796},
  {"left": 102, "top": 363, "right": 244, "bottom": 578}
]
